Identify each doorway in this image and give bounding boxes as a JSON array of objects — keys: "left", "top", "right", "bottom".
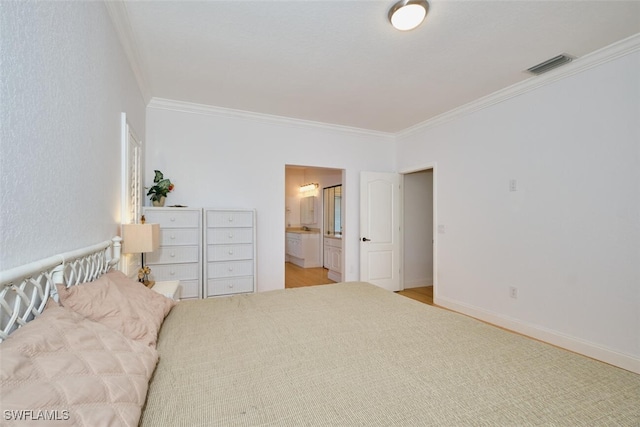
[
  {"left": 284, "top": 165, "right": 344, "bottom": 288},
  {"left": 402, "top": 168, "right": 434, "bottom": 297}
]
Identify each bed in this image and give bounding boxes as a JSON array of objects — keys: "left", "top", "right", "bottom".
[{"left": 1, "top": 239, "right": 639, "bottom": 426}]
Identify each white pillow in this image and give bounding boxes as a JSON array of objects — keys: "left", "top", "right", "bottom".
[{"left": 57, "top": 270, "right": 175, "bottom": 347}]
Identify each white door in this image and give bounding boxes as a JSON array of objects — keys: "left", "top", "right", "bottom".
[{"left": 360, "top": 172, "right": 401, "bottom": 291}]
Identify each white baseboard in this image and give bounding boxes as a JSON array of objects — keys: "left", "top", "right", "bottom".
[{"left": 434, "top": 296, "right": 640, "bottom": 375}]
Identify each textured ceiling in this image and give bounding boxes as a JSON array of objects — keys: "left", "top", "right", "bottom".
[{"left": 116, "top": 1, "right": 640, "bottom": 133}]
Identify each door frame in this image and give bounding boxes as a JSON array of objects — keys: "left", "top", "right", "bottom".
[
  {"left": 284, "top": 165, "right": 345, "bottom": 284},
  {"left": 400, "top": 163, "right": 437, "bottom": 298}
]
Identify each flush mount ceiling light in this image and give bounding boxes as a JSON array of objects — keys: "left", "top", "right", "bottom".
[{"left": 388, "top": 0, "right": 429, "bottom": 31}]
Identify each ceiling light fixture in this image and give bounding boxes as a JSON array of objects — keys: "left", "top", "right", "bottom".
[
  {"left": 388, "top": 0, "right": 429, "bottom": 31},
  {"left": 299, "top": 183, "right": 319, "bottom": 193}
]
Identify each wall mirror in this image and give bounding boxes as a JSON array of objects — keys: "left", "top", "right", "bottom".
[
  {"left": 300, "top": 196, "right": 316, "bottom": 224},
  {"left": 323, "top": 185, "right": 342, "bottom": 236}
]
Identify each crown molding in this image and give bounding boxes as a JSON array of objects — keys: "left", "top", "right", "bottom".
[
  {"left": 150, "top": 33, "right": 638, "bottom": 140},
  {"left": 397, "top": 32, "right": 640, "bottom": 139},
  {"left": 147, "top": 98, "right": 395, "bottom": 139},
  {"left": 104, "top": 0, "right": 151, "bottom": 103}
]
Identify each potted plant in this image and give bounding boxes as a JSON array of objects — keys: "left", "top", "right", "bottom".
[{"left": 147, "top": 170, "right": 174, "bottom": 207}]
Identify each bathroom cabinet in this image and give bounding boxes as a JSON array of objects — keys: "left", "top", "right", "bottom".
[
  {"left": 300, "top": 196, "right": 316, "bottom": 224},
  {"left": 324, "top": 237, "right": 342, "bottom": 282},
  {"left": 286, "top": 231, "right": 320, "bottom": 268}
]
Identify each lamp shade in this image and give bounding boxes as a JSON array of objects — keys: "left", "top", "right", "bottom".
[{"left": 121, "top": 223, "right": 160, "bottom": 254}]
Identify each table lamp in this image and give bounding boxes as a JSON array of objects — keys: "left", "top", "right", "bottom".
[{"left": 122, "top": 223, "right": 160, "bottom": 285}]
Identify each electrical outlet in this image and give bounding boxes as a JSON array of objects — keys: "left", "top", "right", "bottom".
[{"left": 509, "top": 286, "right": 518, "bottom": 299}]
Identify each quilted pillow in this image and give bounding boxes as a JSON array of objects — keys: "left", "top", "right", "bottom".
[
  {"left": 0, "top": 305, "right": 158, "bottom": 427},
  {"left": 57, "top": 270, "right": 175, "bottom": 347}
]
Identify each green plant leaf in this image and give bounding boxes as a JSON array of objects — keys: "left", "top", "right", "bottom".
[{"left": 154, "top": 170, "right": 164, "bottom": 183}]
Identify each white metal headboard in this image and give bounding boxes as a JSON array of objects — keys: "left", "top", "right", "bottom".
[{"left": 0, "top": 237, "right": 122, "bottom": 342}]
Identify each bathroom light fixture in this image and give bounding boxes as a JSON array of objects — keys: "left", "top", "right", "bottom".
[
  {"left": 388, "top": 0, "right": 429, "bottom": 31},
  {"left": 299, "top": 183, "right": 319, "bottom": 193}
]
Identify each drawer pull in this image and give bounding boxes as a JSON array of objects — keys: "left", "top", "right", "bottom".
[
  {"left": 228, "top": 250, "right": 233, "bottom": 255},
  {"left": 228, "top": 217, "right": 233, "bottom": 222},
  {"left": 228, "top": 284, "right": 234, "bottom": 288},
  {"left": 170, "top": 235, "right": 176, "bottom": 240},
  {"left": 228, "top": 267, "right": 233, "bottom": 271},
  {"left": 170, "top": 217, "right": 176, "bottom": 222},
  {"left": 228, "top": 233, "right": 233, "bottom": 238},
  {"left": 170, "top": 253, "right": 176, "bottom": 258},
  {"left": 170, "top": 271, "right": 175, "bottom": 276}
]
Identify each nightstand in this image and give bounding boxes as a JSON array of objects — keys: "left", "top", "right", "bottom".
[{"left": 151, "top": 280, "right": 182, "bottom": 301}]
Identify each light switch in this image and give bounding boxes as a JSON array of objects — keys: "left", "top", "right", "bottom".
[{"left": 509, "top": 179, "right": 518, "bottom": 192}]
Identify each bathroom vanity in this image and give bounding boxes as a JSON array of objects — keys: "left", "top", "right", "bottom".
[
  {"left": 285, "top": 228, "right": 321, "bottom": 268},
  {"left": 323, "top": 236, "right": 342, "bottom": 282}
]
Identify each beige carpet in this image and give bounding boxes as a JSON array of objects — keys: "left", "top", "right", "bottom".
[{"left": 140, "top": 282, "right": 640, "bottom": 426}]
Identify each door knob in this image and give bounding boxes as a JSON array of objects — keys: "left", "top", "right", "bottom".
[{"left": 361, "top": 237, "right": 371, "bottom": 242}]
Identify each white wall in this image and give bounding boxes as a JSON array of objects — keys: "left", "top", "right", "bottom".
[
  {"left": 0, "top": 2, "right": 146, "bottom": 269},
  {"left": 403, "top": 170, "right": 433, "bottom": 288},
  {"left": 397, "top": 51, "right": 640, "bottom": 368},
  {"left": 146, "top": 100, "right": 395, "bottom": 291}
]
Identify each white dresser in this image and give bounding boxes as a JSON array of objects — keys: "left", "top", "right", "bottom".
[
  {"left": 143, "top": 207, "right": 202, "bottom": 299},
  {"left": 204, "top": 209, "right": 256, "bottom": 297}
]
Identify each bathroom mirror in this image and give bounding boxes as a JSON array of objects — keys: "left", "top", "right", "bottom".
[
  {"left": 323, "top": 185, "right": 342, "bottom": 236},
  {"left": 300, "top": 196, "right": 316, "bottom": 224}
]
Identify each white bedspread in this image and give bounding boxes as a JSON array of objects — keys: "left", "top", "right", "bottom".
[{"left": 140, "top": 282, "right": 640, "bottom": 426}]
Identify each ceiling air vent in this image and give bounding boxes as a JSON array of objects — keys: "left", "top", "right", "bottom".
[{"left": 526, "top": 54, "right": 574, "bottom": 75}]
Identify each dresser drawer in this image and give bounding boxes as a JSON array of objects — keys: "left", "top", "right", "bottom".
[
  {"left": 206, "top": 210, "right": 253, "bottom": 228},
  {"left": 207, "top": 244, "right": 253, "bottom": 262},
  {"left": 161, "top": 228, "right": 200, "bottom": 246},
  {"left": 150, "top": 262, "right": 200, "bottom": 281},
  {"left": 208, "top": 276, "right": 254, "bottom": 296},
  {"left": 208, "top": 260, "right": 253, "bottom": 278},
  {"left": 146, "top": 246, "right": 199, "bottom": 264},
  {"left": 207, "top": 227, "right": 253, "bottom": 244},
  {"left": 145, "top": 209, "right": 200, "bottom": 228}
]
